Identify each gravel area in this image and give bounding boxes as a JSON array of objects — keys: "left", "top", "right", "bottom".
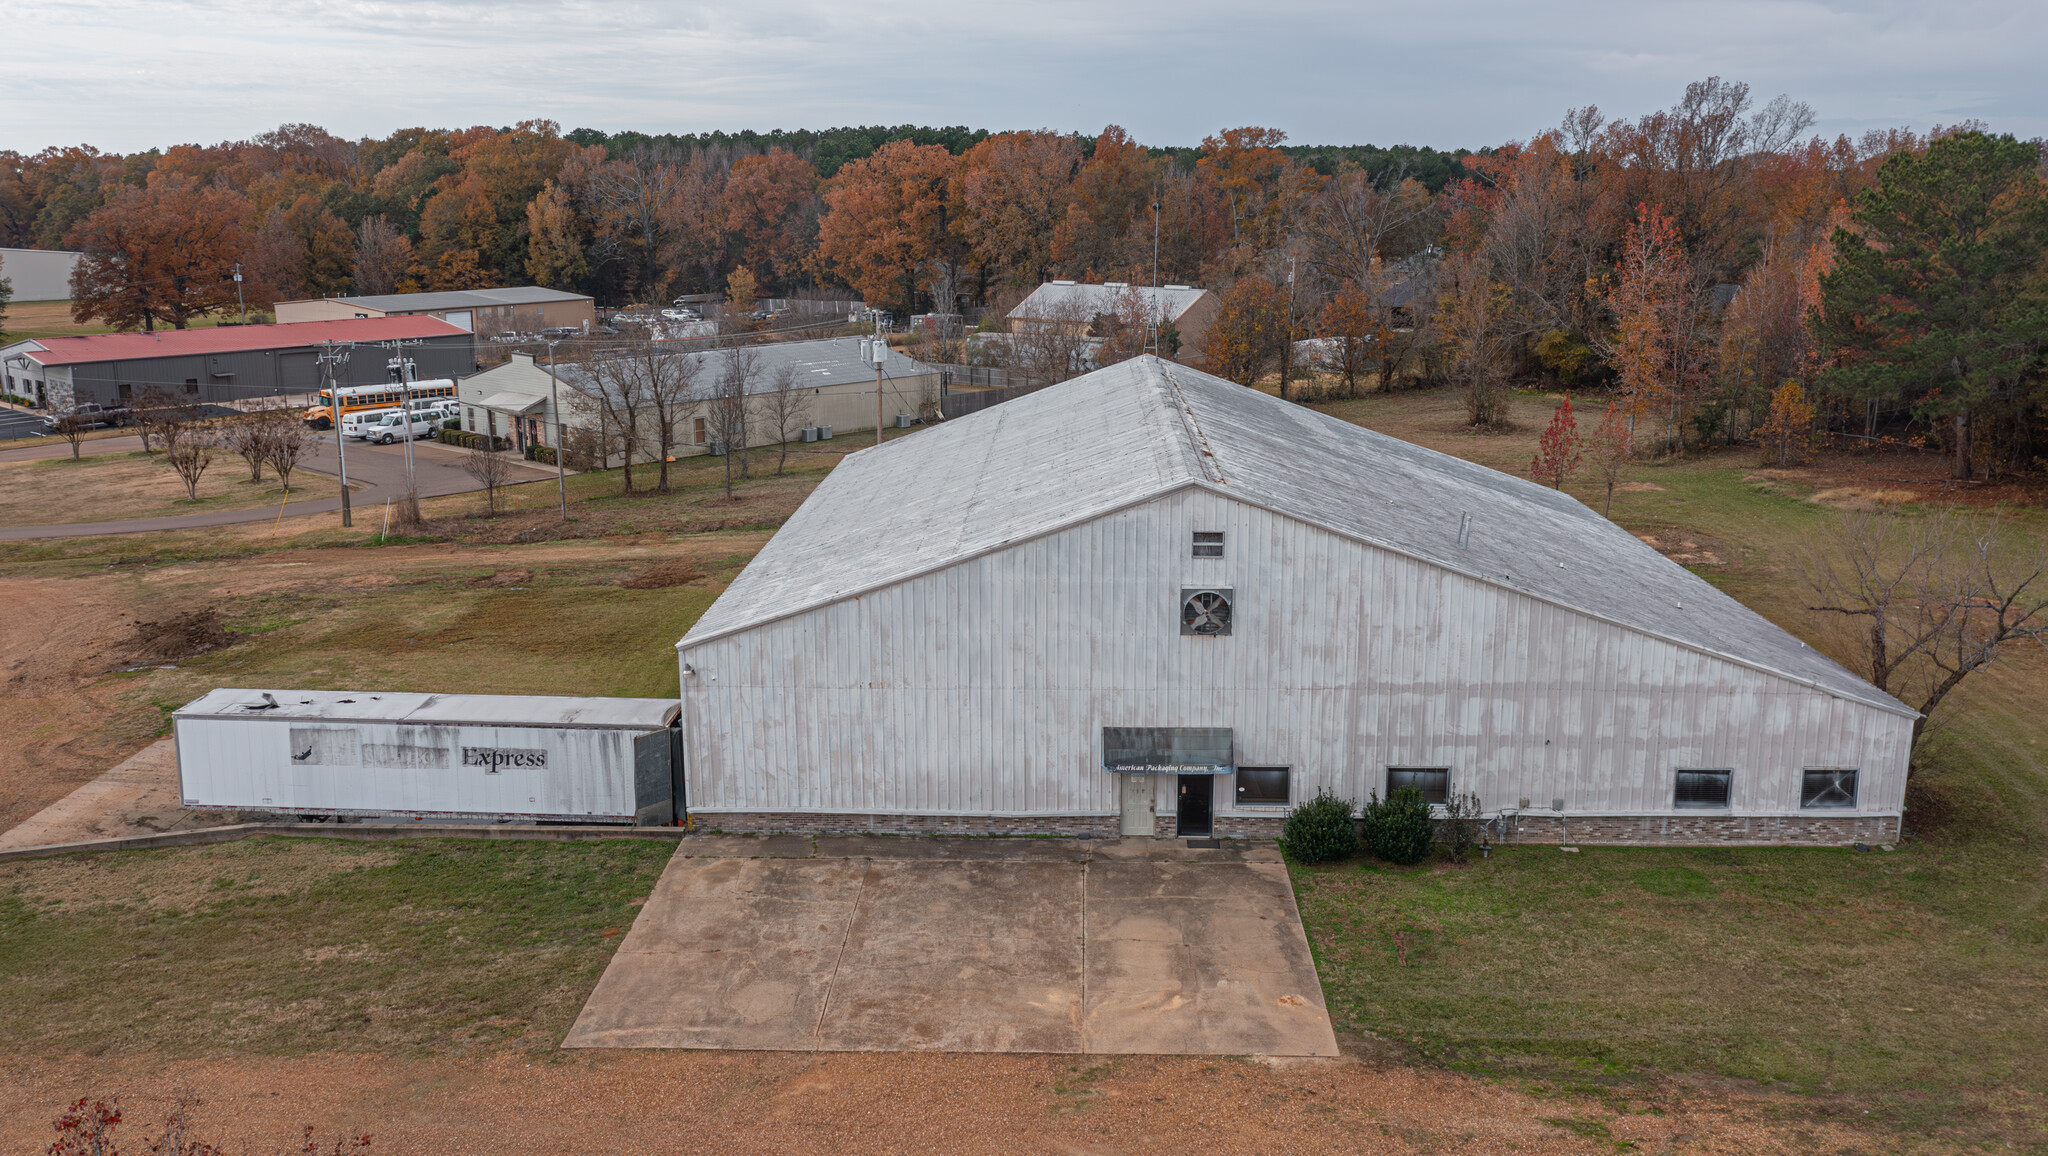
[{"left": 0, "top": 1050, "right": 1891, "bottom": 1154}]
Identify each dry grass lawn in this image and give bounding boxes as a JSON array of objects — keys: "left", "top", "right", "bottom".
[
  {"left": 0, "top": 449, "right": 313, "bottom": 526},
  {"left": 2, "top": 300, "right": 237, "bottom": 340}
]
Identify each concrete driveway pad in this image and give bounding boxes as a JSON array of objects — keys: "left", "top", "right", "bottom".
[{"left": 564, "top": 836, "right": 1338, "bottom": 1056}]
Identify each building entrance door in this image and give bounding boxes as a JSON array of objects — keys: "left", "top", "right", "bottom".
[
  {"left": 1119, "top": 773, "right": 1153, "bottom": 837},
  {"left": 1176, "top": 775, "right": 1213, "bottom": 837}
]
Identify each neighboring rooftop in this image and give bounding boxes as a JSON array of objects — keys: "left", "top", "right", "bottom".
[
  {"left": 528, "top": 337, "right": 938, "bottom": 405},
  {"left": 8, "top": 316, "right": 472, "bottom": 367},
  {"left": 682, "top": 355, "right": 1909, "bottom": 717},
  {"left": 1009, "top": 282, "right": 1211, "bottom": 322},
  {"left": 302, "top": 287, "right": 593, "bottom": 313}
]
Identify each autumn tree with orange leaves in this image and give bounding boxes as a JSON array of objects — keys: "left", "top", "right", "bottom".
[
  {"left": 1600, "top": 202, "right": 1714, "bottom": 452},
  {"left": 812, "top": 140, "right": 960, "bottom": 312},
  {"left": 68, "top": 175, "right": 247, "bottom": 330},
  {"left": 958, "top": 131, "right": 1083, "bottom": 287},
  {"left": 722, "top": 149, "right": 821, "bottom": 292}
]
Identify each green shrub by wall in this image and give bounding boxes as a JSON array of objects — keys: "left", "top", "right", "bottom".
[{"left": 1281, "top": 790, "right": 1358, "bottom": 864}]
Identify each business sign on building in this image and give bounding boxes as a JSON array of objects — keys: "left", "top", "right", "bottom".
[
  {"left": 463, "top": 746, "right": 548, "bottom": 772},
  {"left": 1102, "top": 727, "right": 1233, "bottom": 775}
]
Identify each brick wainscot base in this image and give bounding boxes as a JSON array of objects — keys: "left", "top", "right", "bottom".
[{"left": 692, "top": 811, "right": 1898, "bottom": 846}]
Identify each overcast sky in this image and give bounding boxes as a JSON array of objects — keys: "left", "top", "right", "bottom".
[{"left": 4, "top": 0, "right": 2042, "bottom": 154}]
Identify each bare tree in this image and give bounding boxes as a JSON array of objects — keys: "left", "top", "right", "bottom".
[
  {"left": 132, "top": 385, "right": 178, "bottom": 454},
  {"left": 260, "top": 407, "right": 311, "bottom": 492},
  {"left": 571, "top": 345, "right": 655, "bottom": 494},
  {"left": 45, "top": 392, "right": 91, "bottom": 461},
  {"left": 352, "top": 215, "right": 412, "bottom": 296},
  {"left": 165, "top": 431, "right": 217, "bottom": 500},
  {"left": 710, "top": 344, "right": 759, "bottom": 499},
  {"left": 643, "top": 345, "right": 704, "bottom": 493},
  {"left": 1006, "top": 294, "right": 1093, "bottom": 383},
  {"left": 761, "top": 362, "right": 811, "bottom": 474},
  {"left": 1807, "top": 506, "right": 2048, "bottom": 747},
  {"left": 221, "top": 413, "right": 268, "bottom": 482},
  {"left": 461, "top": 440, "right": 514, "bottom": 514}
]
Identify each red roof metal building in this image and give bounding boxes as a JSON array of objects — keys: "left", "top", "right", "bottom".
[
  {"left": 1, "top": 317, "right": 476, "bottom": 409},
  {"left": 14, "top": 316, "right": 470, "bottom": 367}
]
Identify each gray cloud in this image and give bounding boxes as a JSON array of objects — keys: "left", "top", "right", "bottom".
[{"left": 3, "top": 0, "right": 2041, "bottom": 152}]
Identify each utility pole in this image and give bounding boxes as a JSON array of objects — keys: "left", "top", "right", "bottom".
[
  {"left": 545, "top": 338, "right": 567, "bottom": 520},
  {"left": 381, "top": 339, "right": 424, "bottom": 524},
  {"left": 1279, "top": 253, "right": 1297, "bottom": 402},
  {"left": 317, "top": 341, "right": 354, "bottom": 527},
  {"left": 232, "top": 263, "right": 246, "bottom": 324},
  {"left": 1148, "top": 199, "right": 1162, "bottom": 356},
  {"left": 867, "top": 317, "right": 887, "bottom": 447}
]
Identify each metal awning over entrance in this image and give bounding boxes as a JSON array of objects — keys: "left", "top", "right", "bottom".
[
  {"left": 1102, "top": 727, "right": 1233, "bottom": 774},
  {"left": 476, "top": 390, "right": 546, "bottom": 414}
]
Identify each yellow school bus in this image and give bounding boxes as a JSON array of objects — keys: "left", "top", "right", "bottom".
[{"left": 303, "top": 380, "right": 458, "bottom": 428}]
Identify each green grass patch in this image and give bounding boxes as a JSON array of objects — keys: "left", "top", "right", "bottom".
[
  {"left": 0, "top": 837, "right": 671, "bottom": 1056},
  {"left": 1292, "top": 834, "right": 2048, "bottom": 1133}
]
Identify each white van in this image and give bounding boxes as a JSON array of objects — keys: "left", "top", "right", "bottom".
[
  {"left": 341, "top": 408, "right": 400, "bottom": 440},
  {"left": 359, "top": 410, "right": 437, "bottom": 444}
]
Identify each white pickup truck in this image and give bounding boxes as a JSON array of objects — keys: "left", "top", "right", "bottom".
[{"left": 353, "top": 409, "right": 438, "bottom": 444}]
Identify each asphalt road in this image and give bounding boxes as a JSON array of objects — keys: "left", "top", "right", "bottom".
[
  {"left": 0, "top": 432, "right": 559, "bottom": 540},
  {"left": 0, "top": 411, "right": 48, "bottom": 441}
]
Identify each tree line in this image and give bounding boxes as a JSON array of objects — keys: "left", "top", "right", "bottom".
[{"left": 4, "top": 77, "right": 2044, "bottom": 477}]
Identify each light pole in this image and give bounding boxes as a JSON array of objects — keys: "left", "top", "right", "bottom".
[
  {"left": 545, "top": 338, "right": 567, "bottom": 519},
  {"left": 232, "top": 263, "right": 246, "bottom": 324}
]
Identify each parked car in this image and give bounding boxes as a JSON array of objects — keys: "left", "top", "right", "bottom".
[
  {"left": 360, "top": 410, "right": 438, "bottom": 444},
  {"left": 540, "top": 326, "right": 583, "bottom": 340},
  {"left": 661, "top": 308, "right": 699, "bottom": 322},
  {"left": 340, "top": 407, "right": 402, "bottom": 440},
  {"left": 42, "top": 403, "right": 128, "bottom": 432}
]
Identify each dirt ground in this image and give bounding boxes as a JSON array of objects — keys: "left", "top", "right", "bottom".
[
  {"left": 0, "top": 450, "right": 307, "bottom": 527},
  {"left": 0, "top": 1049, "right": 1909, "bottom": 1155}
]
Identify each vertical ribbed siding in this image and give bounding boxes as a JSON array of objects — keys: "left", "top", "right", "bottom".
[{"left": 679, "top": 489, "right": 1912, "bottom": 819}]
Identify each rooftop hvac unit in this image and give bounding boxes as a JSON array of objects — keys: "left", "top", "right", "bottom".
[{"left": 895, "top": 413, "right": 913, "bottom": 428}]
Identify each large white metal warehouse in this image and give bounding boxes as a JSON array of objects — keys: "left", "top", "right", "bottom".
[{"left": 675, "top": 355, "right": 1913, "bottom": 844}]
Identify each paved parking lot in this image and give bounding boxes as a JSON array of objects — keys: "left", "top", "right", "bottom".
[{"left": 564, "top": 835, "right": 1338, "bottom": 1056}]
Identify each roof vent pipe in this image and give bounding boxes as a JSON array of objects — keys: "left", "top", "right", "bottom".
[{"left": 1457, "top": 512, "right": 1472, "bottom": 550}]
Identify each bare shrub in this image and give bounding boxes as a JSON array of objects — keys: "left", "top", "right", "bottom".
[
  {"left": 460, "top": 441, "right": 514, "bottom": 515},
  {"left": 165, "top": 431, "right": 217, "bottom": 500}
]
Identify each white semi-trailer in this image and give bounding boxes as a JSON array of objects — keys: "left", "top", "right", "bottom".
[{"left": 173, "top": 689, "right": 682, "bottom": 825}]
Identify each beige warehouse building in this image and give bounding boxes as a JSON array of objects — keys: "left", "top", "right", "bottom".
[
  {"left": 276, "top": 287, "right": 595, "bottom": 335},
  {"left": 456, "top": 337, "right": 941, "bottom": 459}
]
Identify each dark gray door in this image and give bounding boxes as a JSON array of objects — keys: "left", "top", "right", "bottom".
[
  {"left": 633, "top": 730, "right": 673, "bottom": 826},
  {"left": 1176, "top": 775, "right": 1213, "bottom": 837}
]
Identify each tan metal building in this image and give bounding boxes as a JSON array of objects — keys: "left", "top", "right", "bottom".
[
  {"left": 455, "top": 338, "right": 942, "bottom": 460},
  {"left": 674, "top": 356, "right": 1913, "bottom": 845},
  {"left": 1008, "top": 282, "right": 1221, "bottom": 367},
  {"left": 275, "top": 288, "right": 595, "bottom": 335}
]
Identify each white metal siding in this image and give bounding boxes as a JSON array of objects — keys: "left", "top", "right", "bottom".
[
  {"left": 175, "top": 718, "right": 641, "bottom": 820},
  {"left": 679, "top": 489, "right": 1912, "bottom": 819}
]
